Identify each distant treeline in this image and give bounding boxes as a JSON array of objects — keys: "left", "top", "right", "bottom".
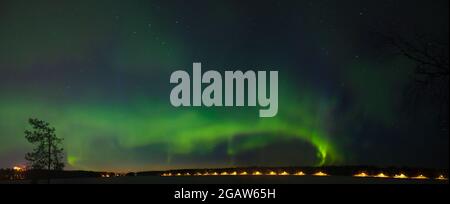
[
  {"left": 0, "top": 169, "right": 114, "bottom": 181},
  {"left": 133, "top": 166, "right": 448, "bottom": 178},
  {"left": 1, "top": 166, "right": 447, "bottom": 181}
]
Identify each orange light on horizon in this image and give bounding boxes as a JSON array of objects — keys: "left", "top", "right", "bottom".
[
  {"left": 13, "top": 166, "right": 23, "bottom": 171},
  {"left": 393, "top": 173, "right": 408, "bottom": 179},
  {"left": 131, "top": 169, "right": 443, "bottom": 179},
  {"left": 374, "top": 173, "right": 389, "bottom": 178},
  {"left": 294, "top": 171, "right": 305, "bottom": 176},
  {"left": 411, "top": 175, "right": 428, "bottom": 179},
  {"left": 313, "top": 171, "right": 328, "bottom": 176},
  {"left": 354, "top": 172, "right": 369, "bottom": 177},
  {"left": 240, "top": 171, "right": 248, "bottom": 175}
]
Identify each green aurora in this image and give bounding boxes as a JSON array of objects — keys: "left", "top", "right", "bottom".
[
  {"left": 0, "top": 80, "right": 343, "bottom": 171},
  {"left": 0, "top": 0, "right": 448, "bottom": 171}
]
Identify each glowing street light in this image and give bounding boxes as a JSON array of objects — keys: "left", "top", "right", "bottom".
[
  {"left": 393, "top": 173, "right": 408, "bottom": 179},
  {"left": 268, "top": 171, "right": 277, "bottom": 176},
  {"left": 252, "top": 171, "right": 262, "bottom": 176},
  {"left": 354, "top": 172, "right": 369, "bottom": 177},
  {"left": 374, "top": 173, "right": 389, "bottom": 178},
  {"left": 294, "top": 171, "right": 305, "bottom": 176},
  {"left": 280, "top": 171, "right": 289, "bottom": 176},
  {"left": 411, "top": 175, "right": 428, "bottom": 179},
  {"left": 240, "top": 171, "right": 248, "bottom": 175},
  {"left": 313, "top": 171, "right": 328, "bottom": 176},
  {"left": 436, "top": 175, "right": 448, "bottom": 180}
]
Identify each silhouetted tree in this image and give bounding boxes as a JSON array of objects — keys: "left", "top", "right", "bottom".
[
  {"left": 376, "top": 27, "right": 449, "bottom": 131},
  {"left": 25, "top": 118, "right": 65, "bottom": 172}
]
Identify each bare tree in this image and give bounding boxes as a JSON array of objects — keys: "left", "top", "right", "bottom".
[{"left": 376, "top": 28, "right": 449, "bottom": 130}]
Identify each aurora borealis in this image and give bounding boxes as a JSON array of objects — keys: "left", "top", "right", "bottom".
[{"left": 0, "top": 0, "right": 448, "bottom": 172}]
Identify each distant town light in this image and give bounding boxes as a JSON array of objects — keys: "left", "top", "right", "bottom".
[
  {"left": 436, "top": 175, "right": 448, "bottom": 180},
  {"left": 313, "top": 171, "right": 328, "bottom": 176},
  {"left": 158, "top": 169, "right": 441, "bottom": 180},
  {"left": 354, "top": 172, "right": 369, "bottom": 177},
  {"left": 374, "top": 173, "right": 389, "bottom": 178},
  {"left": 412, "top": 175, "right": 428, "bottom": 179},
  {"left": 393, "top": 173, "right": 408, "bottom": 179},
  {"left": 294, "top": 171, "right": 305, "bottom": 176}
]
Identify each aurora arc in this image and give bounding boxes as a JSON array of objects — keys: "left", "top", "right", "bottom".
[{"left": 0, "top": 83, "right": 342, "bottom": 171}]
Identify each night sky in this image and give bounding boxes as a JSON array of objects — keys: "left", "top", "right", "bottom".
[{"left": 0, "top": 0, "right": 448, "bottom": 172}]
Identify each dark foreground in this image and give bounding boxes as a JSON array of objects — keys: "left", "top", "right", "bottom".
[{"left": 2, "top": 176, "right": 448, "bottom": 184}]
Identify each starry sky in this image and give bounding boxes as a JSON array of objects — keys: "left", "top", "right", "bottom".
[{"left": 0, "top": 0, "right": 448, "bottom": 172}]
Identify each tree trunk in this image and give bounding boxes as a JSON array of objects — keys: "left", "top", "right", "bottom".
[{"left": 48, "top": 135, "right": 51, "bottom": 184}]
